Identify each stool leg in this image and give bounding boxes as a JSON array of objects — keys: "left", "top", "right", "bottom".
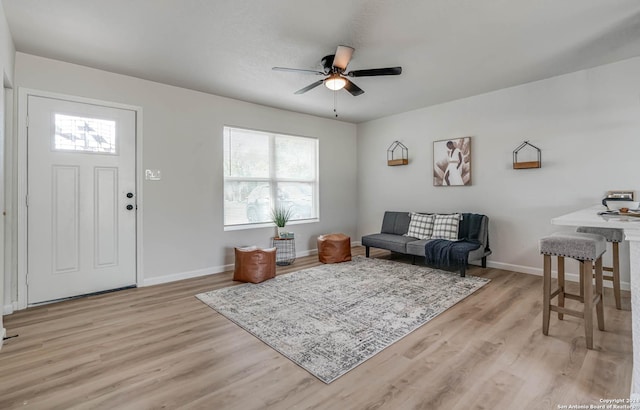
[
  {"left": 595, "top": 257, "right": 605, "bottom": 331},
  {"left": 579, "top": 261, "right": 584, "bottom": 300},
  {"left": 612, "top": 242, "right": 621, "bottom": 310},
  {"left": 582, "top": 260, "right": 594, "bottom": 349},
  {"left": 557, "top": 256, "right": 565, "bottom": 320},
  {"left": 542, "top": 254, "right": 552, "bottom": 336}
]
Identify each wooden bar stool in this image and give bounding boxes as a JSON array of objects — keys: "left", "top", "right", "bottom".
[
  {"left": 576, "top": 226, "right": 624, "bottom": 309},
  {"left": 539, "top": 232, "right": 606, "bottom": 349}
]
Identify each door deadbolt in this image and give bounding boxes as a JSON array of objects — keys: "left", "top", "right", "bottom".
[{"left": 126, "top": 192, "right": 134, "bottom": 198}]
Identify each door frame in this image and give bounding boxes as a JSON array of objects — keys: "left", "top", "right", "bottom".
[{"left": 16, "top": 88, "right": 144, "bottom": 309}]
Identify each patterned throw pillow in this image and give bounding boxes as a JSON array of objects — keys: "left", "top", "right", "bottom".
[
  {"left": 431, "top": 214, "right": 461, "bottom": 240},
  {"left": 405, "top": 212, "right": 435, "bottom": 239}
]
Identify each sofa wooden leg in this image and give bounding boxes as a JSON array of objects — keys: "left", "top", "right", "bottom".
[
  {"left": 365, "top": 246, "right": 370, "bottom": 257},
  {"left": 460, "top": 265, "right": 466, "bottom": 277},
  {"left": 481, "top": 256, "right": 487, "bottom": 268},
  {"left": 412, "top": 256, "right": 416, "bottom": 265}
]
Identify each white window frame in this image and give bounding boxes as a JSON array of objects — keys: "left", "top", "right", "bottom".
[{"left": 223, "top": 126, "right": 319, "bottom": 230}]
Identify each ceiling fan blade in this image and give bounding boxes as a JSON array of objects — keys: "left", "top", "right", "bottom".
[
  {"left": 273, "top": 67, "right": 325, "bottom": 75},
  {"left": 344, "top": 79, "right": 364, "bottom": 96},
  {"left": 294, "top": 79, "right": 324, "bottom": 94},
  {"left": 333, "top": 45, "right": 354, "bottom": 71},
  {"left": 347, "top": 67, "right": 402, "bottom": 77}
]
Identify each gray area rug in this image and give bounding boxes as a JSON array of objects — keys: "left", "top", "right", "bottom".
[{"left": 196, "top": 256, "right": 489, "bottom": 383}]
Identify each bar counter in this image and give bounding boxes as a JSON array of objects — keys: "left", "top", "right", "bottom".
[{"left": 552, "top": 205, "right": 640, "bottom": 402}]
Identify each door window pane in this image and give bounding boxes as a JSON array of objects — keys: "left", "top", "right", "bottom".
[{"left": 54, "top": 114, "right": 117, "bottom": 154}]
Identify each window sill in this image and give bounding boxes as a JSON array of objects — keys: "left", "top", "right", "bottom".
[{"left": 224, "top": 218, "right": 320, "bottom": 232}]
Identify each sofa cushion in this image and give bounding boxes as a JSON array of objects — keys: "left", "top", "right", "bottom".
[
  {"left": 406, "top": 212, "right": 435, "bottom": 239},
  {"left": 406, "top": 238, "right": 487, "bottom": 263},
  {"left": 406, "top": 239, "right": 430, "bottom": 256},
  {"left": 432, "top": 214, "right": 461, "bottom": 240},
  {"left": 362, "top": 233, "right": 416, "bottom": 254},
  {"left": 381, "top": 211, "right": 411, "bottom": 235}
]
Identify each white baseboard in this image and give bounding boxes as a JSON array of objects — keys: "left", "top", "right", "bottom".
[
  {"left": 485, "top": 260, "right": 542, "bottom": 276},
  {"left": 141, "top": 264, "right": 232, "bottom": 287},
  {"left": 5, "top": 248, "right": 630, "bottom": 310},
  {"left": 0, "top": 327, "right": 5, "bottom": 350},
  {"left": 3, "top": 302, "right": 17, "bottom": 315},
  {"left": 295, "top": 248, "right": 318, "bottom": 258},
  {"left": 142, "top": 246, "right": 326, "bottom": 287},
  {"left": 486, "top": 260, "right": 630, "bottom": 291}
]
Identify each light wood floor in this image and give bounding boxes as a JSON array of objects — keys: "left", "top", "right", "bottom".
[{"left": 0, "top": 247, "right": 632, "bottom": 410}]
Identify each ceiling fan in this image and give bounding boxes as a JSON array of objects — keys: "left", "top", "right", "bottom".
[{"left": 273, "top": 45, "right": 402, "bottom": 96}]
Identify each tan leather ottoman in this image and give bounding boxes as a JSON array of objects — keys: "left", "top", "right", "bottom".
[
  {"left": 317, "top": 233, "right": 352, "bottom": 264},
  {"left": 233, "top": 246, "right": 276, "bottom": 283}
]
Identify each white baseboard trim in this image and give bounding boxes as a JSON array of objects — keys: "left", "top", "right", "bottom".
[
  {"left": 486, "top": 260, "right": 630, "bottom": 291},
  {"left": 141, "top": 264, "right": 232, "bottom": 287},
  {"left": 3, "top": 302, "right": 17, "bottom": 315},
  {"left": 485, "top": 260, "right": 542, "bottom": 276},
  {"left": 6, "top": 248, "right": 630, "bottom": 310},
  {"left": 295, "top": 248, "right": 318, "bottom": 258},
  {"left": 0, "top": 327, "right": 5, "bottom": 350},
  {"left": 141, "top": 247, "right": 326, "bottom": 287}
]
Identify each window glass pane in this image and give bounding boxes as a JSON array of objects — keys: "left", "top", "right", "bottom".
[
  {"left": 223, "top": 126, "right": 318, "bottom": 228},
  {"left": 54, "top": 114, "right": 117, "bottom": 154},
  {"left": 276, "top": 182, "right": 315, "bottom": 220},
  {"left": 224, "top": 128, "right": 269, "bottom": 178},
  {"left": 224, "top": 181, "right": 272, "bottom": 225},
  {"left": 275, "top": 135, "right": 316, "bottom": 180}
]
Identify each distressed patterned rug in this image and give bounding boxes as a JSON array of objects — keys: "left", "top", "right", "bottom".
[{"left": 196, "top": 255, "right": 489, "bottom": 383}]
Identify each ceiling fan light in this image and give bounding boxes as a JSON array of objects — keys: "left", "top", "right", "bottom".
[{"left": 324, "top": 74, "right": 347, "bottom": 91}]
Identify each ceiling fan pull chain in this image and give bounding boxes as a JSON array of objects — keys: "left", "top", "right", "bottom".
[{"left": 334, "top": 89, "right": 338, "bottom": 118}]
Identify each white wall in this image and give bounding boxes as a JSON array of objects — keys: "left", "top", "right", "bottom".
[
  {"left": 8, "top": 50, "right": 640, "bottom": 307},
  {"left": 0, "top": 1, "right": 16, "bottom": 345},
  {"left": 357, "top": 56, "right": 640, "bottom": 285},
  {"left": 10, "top": 53, "right": 357, "bottom": 301}
]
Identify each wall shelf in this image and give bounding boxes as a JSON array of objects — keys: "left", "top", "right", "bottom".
[
  {"left": 513, "top": 141, "right": 541, "bottom": 169},
  {"left": 387, "top": 141, "right": 408, "bottom": 166}
]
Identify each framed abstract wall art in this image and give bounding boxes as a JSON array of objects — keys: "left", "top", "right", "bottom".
[{"left": 433, "top": 137, "right": 472, "bottom": 186}]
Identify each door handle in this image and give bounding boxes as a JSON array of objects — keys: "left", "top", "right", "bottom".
[{"left": 126, "top": 204, "right": 134, "bottom": 211}]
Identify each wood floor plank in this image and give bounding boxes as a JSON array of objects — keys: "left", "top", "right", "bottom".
[{"left": 0, "top": 246, "right": 632, "bottom": 409}]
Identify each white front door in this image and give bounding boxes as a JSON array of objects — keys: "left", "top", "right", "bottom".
[{"left": 27, "top": 95, "right": 137, "bottom": 304}]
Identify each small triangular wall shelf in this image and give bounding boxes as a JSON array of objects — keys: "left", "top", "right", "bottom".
[
  {"left": 387, "top": 141, "right": 408, "bottom": 166},
  {"left": 513, "top": 141, "right": 541, "bottom": 169}
]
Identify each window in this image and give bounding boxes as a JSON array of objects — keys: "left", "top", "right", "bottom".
[
  {"left": 223, "top": 126, "right": 319, "bottom": 228},
  {"left": 54, "top": 114, "right": 117, "bottom": 154}
]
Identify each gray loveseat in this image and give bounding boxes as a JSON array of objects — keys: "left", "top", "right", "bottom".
[{"left": 361, "top": 211, "right": 491, "bottom": 276}]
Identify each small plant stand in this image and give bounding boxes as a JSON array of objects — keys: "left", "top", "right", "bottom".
[{"left": 271, "top": 237, "right": 296, "bottom": 266}]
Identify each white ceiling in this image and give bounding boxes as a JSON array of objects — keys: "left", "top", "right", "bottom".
[{"left": 3, "top": 0, "right": 640, "bottom": 123}]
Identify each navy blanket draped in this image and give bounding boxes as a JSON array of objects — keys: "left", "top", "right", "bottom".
[
  {"left": 424, "top": 213, "right": 487, "bottom": 268},
  {"left": 425, "top": 239, "right": 480, "bottom": 268}
]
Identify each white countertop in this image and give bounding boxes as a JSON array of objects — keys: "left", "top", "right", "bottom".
[
  {"left": 554, "top": 205, "right": 640, "bottom": 400},
  {"left": 552, "top": 205, "right": 640, "bottom": 237}
]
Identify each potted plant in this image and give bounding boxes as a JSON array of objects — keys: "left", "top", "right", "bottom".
[{"left": 271, "top": 206, "right": 293, "bottom": 238}]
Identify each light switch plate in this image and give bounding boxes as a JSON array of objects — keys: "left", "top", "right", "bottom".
[{"left": 145, "top": 169, "right": 161, "bottom": 181}]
